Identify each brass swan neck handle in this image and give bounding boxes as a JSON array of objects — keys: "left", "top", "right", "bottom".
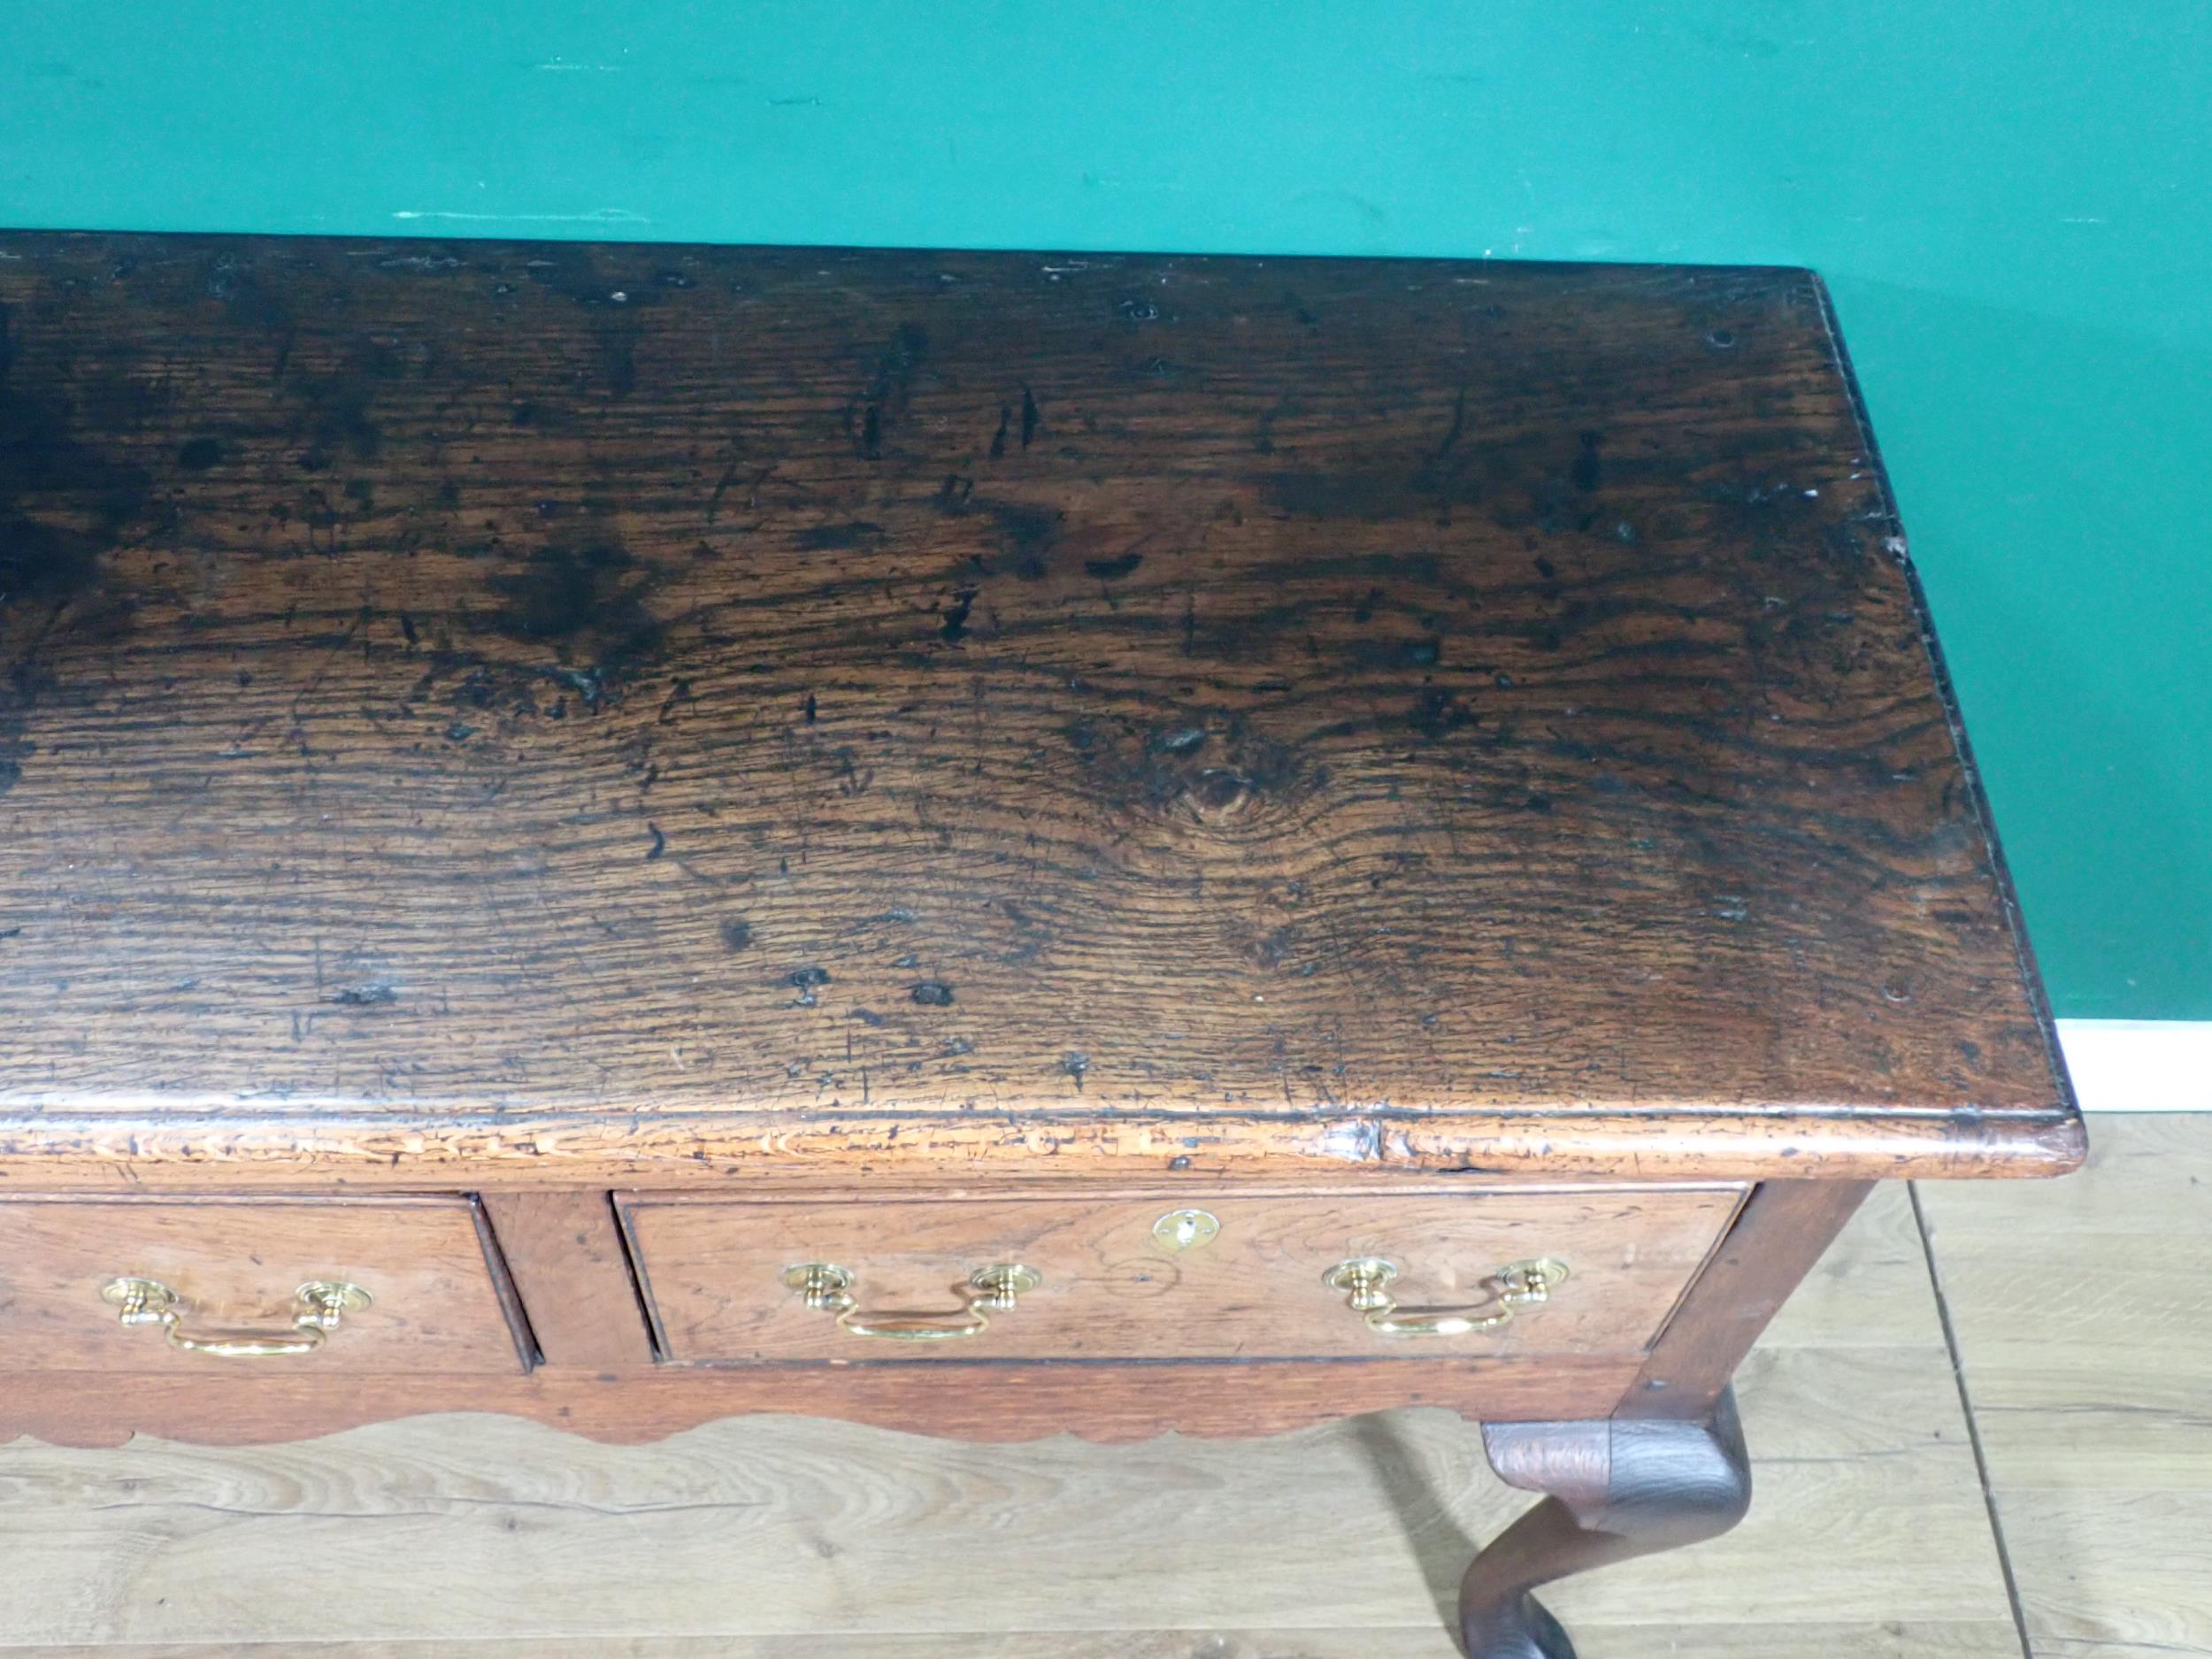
[
  {"left": 100, "top": 1276, "right": 373, "bottom": 1357},
  {"left": 1325, "top": 1256, "right": 1568, "bottom": 1337},
  {"left": 782, "top": 1262, "right": 1041, "bottom": 1342}
]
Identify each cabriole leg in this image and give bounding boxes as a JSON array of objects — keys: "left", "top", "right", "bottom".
[{"left": 1462, "top": 1389, "right": 1750, "bottom": 1659}]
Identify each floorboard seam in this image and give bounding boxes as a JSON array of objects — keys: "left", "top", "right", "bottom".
[{"left": 1911, "top": 1179, "right": 2039, "bottom": 1659}]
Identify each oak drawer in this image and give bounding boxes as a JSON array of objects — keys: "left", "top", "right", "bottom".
[
  {"left": 620, "top": 1187, "right": 1744, "bottom": 1364},
  {"left": 0, "top": 1197, "right": 531, "bottom": 1374}
]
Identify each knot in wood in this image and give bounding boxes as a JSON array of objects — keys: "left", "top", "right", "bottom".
[{"left": 1184, "top": 767, "right": 1256, "bottom": 822}]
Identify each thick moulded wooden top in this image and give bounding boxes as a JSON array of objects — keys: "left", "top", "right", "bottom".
[{"left": 0, "top": 234, "right": 2081, "bottom": 1187}]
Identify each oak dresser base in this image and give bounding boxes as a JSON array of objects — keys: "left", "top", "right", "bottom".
[{"left": 0, "top": 233, "right": 2085, "bottom": 1657}]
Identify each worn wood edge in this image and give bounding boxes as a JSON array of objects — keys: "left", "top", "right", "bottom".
[
  {"left": 1809, "top": 272, "right": 2085, "bottom": 1153},
  {"left": 1483, "top": 1416, "right": 1615, "bottom": 1502},
  {"left": 1618, "top": 1179, "right": 1874, "bottom": 1417},
  {"left": 0, "top": 1356, "right": 1640, "bottom": 1448},
  {"left": 465, "top": 1193, "right": 546, "bottom": 1373},
  {"left": 0, "top": 1106, "right": 2086, "bottom": 1190},
  {"left": 608, "top": 1179, "right": 1749, "bottom": 1204}
]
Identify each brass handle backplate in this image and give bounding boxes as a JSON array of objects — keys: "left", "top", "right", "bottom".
[
  {"left": 100, "top": 1276, "right": 373, "bottom": 1357},
  {"left": 781, "top": 1262, "right": 1041, "bottom": 1341},
  {"left": 1325, "top": 1256, "right": 1568, "bottom": 1337}
]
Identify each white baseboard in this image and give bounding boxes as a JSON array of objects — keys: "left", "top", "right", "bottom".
[{"left": 2055, "top": 1019, "right": 2212, "bottom": 1112}]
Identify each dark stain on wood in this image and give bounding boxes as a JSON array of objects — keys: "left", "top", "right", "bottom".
[{"left": 0, "top": 234, "right": 2078, "bottom": 1180}]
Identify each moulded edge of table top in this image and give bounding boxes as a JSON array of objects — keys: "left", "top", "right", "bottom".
[{"left": 0, "top": 1101, "right": 2085, "bottom": 1190}]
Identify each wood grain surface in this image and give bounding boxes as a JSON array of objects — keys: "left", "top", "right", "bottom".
[
  {"left": 0, "top": 233, "right": 2077, "bottom": 1184},
  {"left": 0, "top": 1195, "right": 527, "bottom": 1373},
  {"left": 624, "top": 1185, "right": 1739, "bottom": 1363}
]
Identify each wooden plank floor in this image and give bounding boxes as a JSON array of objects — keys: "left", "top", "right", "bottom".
[
  {"left": 4, "top": 1119, "right": 2198, "bottom": 1657},
  {"left": 1921, "top": 1115, "right": 2212, "bottom": 1659}
]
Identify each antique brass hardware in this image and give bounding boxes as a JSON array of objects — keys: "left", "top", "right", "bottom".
[
  {"left": 1325, "top": 1256, "right": 1568, "bottom": 1337},
  {"left": 781, "top": 1262, "right": 1042, "bottom": 1341},
  {"left": 99, "top": 1276, "right": 373, "bottom": 1357},
  {"left": 1151, "top": 1209, "right": 1221, "bottom": 1251}
]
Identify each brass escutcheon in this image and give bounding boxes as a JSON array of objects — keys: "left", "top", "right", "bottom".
[{"left": 1151, "top": 1209, "right": 1221, "bottom": 1251}]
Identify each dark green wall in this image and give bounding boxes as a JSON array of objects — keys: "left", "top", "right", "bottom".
[{"left": 5, "top": 4, "right": 2206, "bottom": 1017}]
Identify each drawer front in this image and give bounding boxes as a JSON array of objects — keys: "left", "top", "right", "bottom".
[
  {"left": 0, "top": 1197, "right": 530, "bottom": 1374},
  {"left": 621, "top": 1187, "right": 1744, "bottom": 1365}
]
